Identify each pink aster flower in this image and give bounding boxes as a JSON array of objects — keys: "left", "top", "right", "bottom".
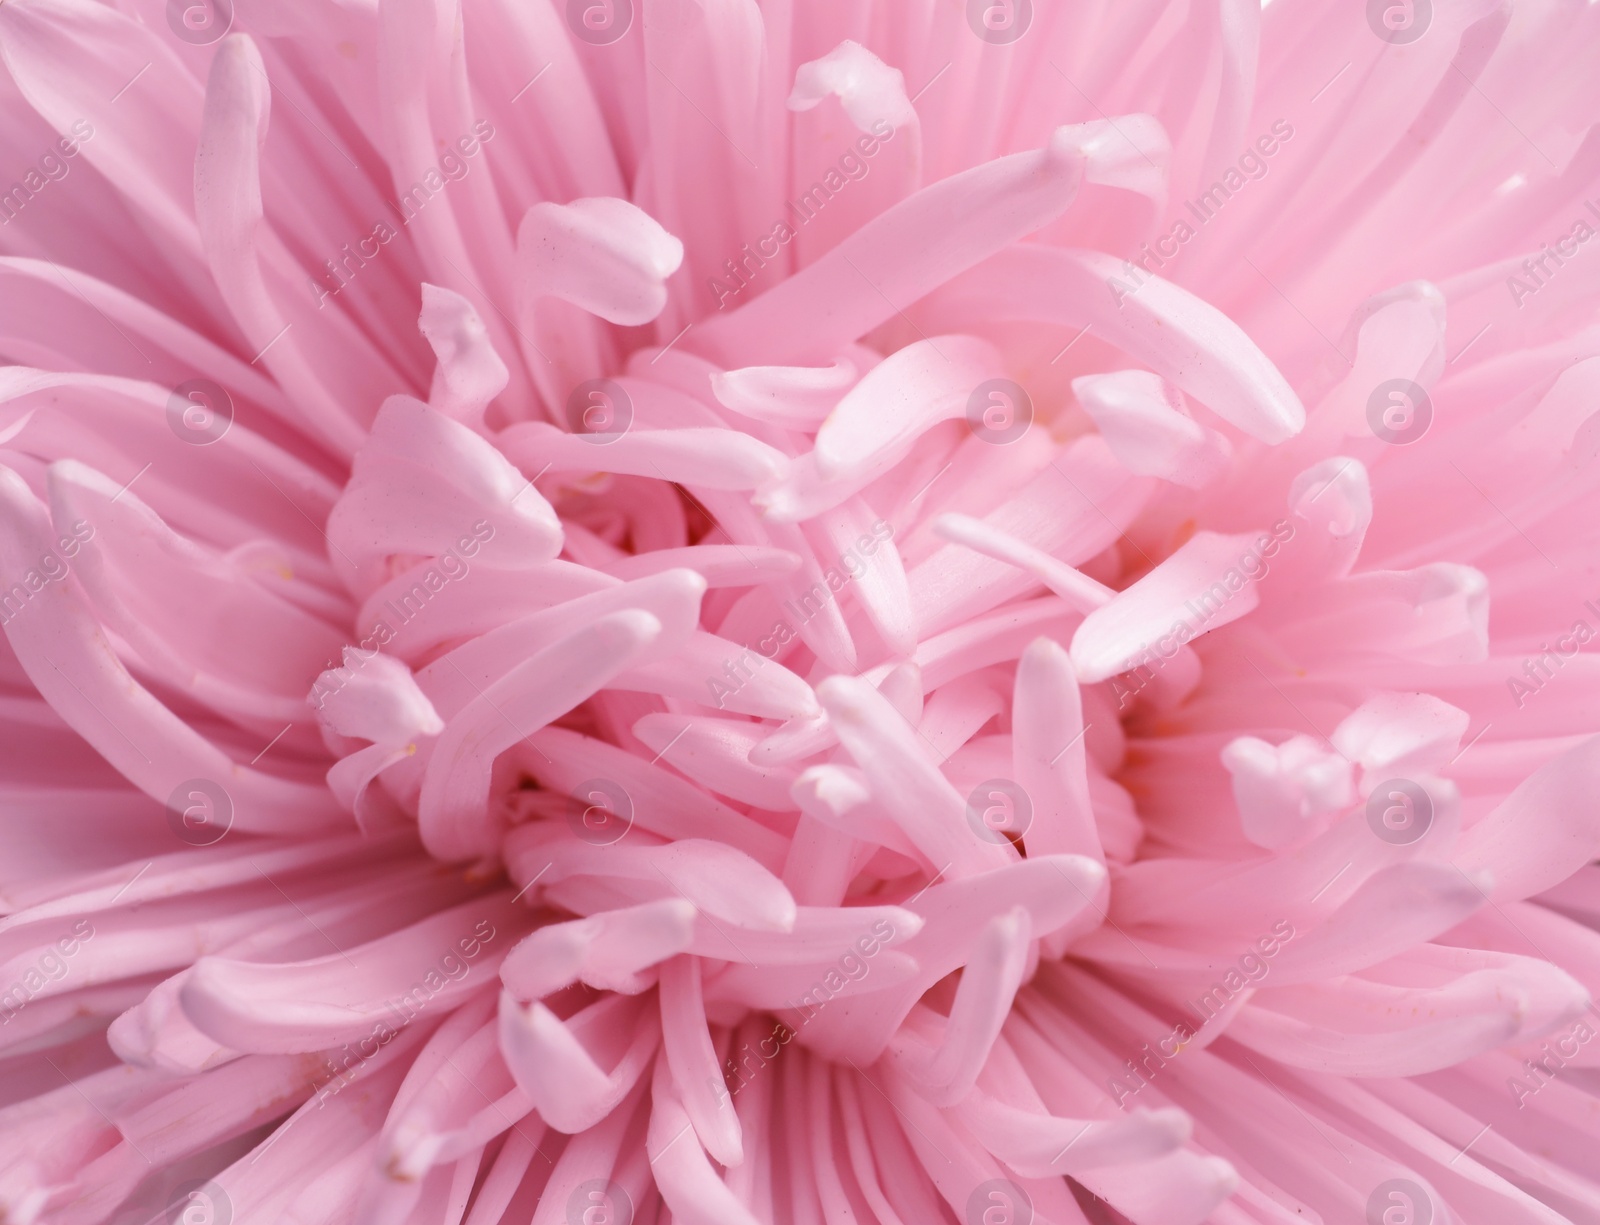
[{"left": 2, "top": 0, "right": 1600, "bottom": 1222}]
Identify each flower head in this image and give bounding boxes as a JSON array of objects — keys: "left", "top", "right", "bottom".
[{"left": 1, "top": 2, "right": 1599, "bottom": 1224}]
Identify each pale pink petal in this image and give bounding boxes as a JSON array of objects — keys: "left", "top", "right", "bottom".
[
  {"left": 500, "top": 900, "right": 697, "bottom": 1001},
  {"left": 1071, "top": 530, "right": 1271, "bottom": 682},
  {"left": 419, "top": 283, "right": 511, "bottom": 427},
  {"left": 1073, "top": 370, "right": 1234, "bottom": 488},
  {"left": 417, "top": 610, "right": 664, "bottom": 861},
  {"left": 181, "top": 896, "right": 525, "bottom": 1052}
]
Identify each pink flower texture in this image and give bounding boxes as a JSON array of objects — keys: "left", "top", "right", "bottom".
[{"left": 3, "top": 0, "right": 1600, "bottom": 1221}]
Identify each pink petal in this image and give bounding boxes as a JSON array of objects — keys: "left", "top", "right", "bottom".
[{"left": 1071, "top": 530, "right": 1271, "bottom": 683}]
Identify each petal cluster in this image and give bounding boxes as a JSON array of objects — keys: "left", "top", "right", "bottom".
[{"left": 0, "top": 2, "right": 1598, "bottom": 1224}]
